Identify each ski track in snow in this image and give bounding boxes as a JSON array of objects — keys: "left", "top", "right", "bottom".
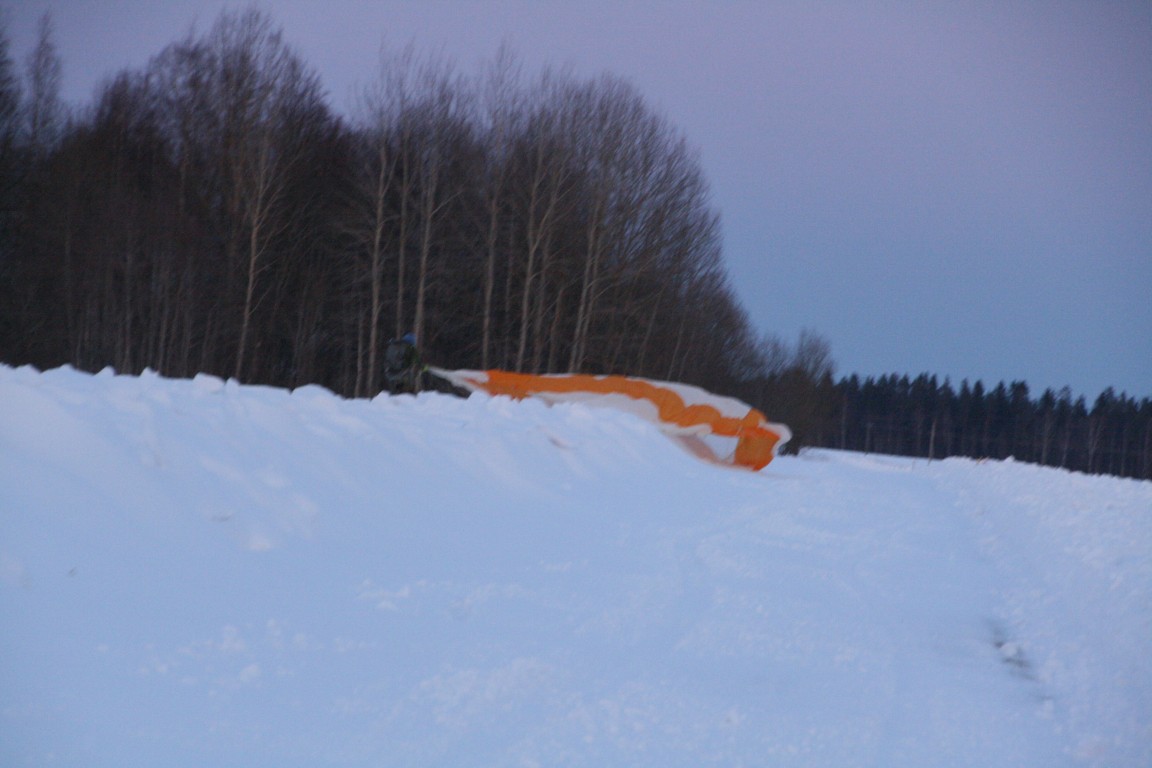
[{"left": 1, "top": 364, "right": 1149, "bottom": 767}]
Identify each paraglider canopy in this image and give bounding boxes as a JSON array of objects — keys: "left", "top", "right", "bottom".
[{"left": 431, "top": 369, "right": 791, "bottom": 471}]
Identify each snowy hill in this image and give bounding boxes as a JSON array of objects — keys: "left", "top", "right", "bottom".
[{"left": 1, "top": 364, "right": 1150, "bottom": 767}]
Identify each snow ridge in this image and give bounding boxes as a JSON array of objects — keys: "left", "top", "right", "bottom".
[{"left": 1, "top": 365, "right": 1149, "bottom": 767}]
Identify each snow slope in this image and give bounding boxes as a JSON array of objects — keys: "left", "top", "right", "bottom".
[{"left": 1, "top": 364, "right": 1149, "bottom": 767}]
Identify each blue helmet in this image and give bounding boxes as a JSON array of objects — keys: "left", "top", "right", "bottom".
[{"left": 401, "top": 332, "right": 417, "bottom": 345}]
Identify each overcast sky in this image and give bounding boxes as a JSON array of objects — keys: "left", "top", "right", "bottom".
[{"left": 5, "top": 0, "right": 1150, "bottom": 399}]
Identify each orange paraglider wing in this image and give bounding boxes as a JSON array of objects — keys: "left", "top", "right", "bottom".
[{"left": 430, "top": 369, "right": 791, "bottom": 470}]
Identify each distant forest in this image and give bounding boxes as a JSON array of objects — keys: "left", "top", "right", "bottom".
[
  {"left": 1, "top": 10, "right": 1148, "bottom": 480},
  {"left": 769, "top": 374, "right": 1152, "bottom": 481}
]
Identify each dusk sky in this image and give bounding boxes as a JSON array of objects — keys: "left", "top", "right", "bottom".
[{"left": 5, "top": 0, "right": 1150, "bottom": 399}]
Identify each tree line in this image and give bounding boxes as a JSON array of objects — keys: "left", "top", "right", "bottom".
[
  {"left": 1, "top": 10, "right": 1147, "bottom": 480},
  {"left": 801, "top": 374, "right": 1149, "bottom": 481},
  {"left": 0, "top": 9, "right": 776, "bottom": 401}
]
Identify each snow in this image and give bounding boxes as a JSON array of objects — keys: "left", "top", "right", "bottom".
[{"left": 1, "top": 363, "right": 1149, "bottom": 767}]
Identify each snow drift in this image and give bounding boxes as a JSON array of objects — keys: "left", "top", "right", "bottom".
[{"left": 1, "top": 364, "right": 1149, "bottom": 767}]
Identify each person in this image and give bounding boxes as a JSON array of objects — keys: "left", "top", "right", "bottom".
[{"left": 383, "top": 332, "right": 423, "bottom": 394}]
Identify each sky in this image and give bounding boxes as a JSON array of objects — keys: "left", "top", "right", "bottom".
[{"left": 4, "top": 0, "right": 1150, "bottom": 399}]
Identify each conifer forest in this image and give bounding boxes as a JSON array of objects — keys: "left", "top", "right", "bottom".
[{"left": 1, "top": 10, "right": 1148, "bottom": 478}]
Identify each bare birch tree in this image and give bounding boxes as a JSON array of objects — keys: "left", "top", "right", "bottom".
[
  {"left": 23, "top": 12, "right": 62, "bottom": 157},
  {"left": 476, "top": 44, "right": 522, "bottom": 369}
]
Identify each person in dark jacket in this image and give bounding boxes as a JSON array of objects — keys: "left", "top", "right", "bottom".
[{"left": 383, "top": 333, "right": 424, "bottom": 394}]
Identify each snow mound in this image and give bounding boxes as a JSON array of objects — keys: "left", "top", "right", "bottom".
[{"left": 1, "top": 364, "right": 1149, "bottom": 767}]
